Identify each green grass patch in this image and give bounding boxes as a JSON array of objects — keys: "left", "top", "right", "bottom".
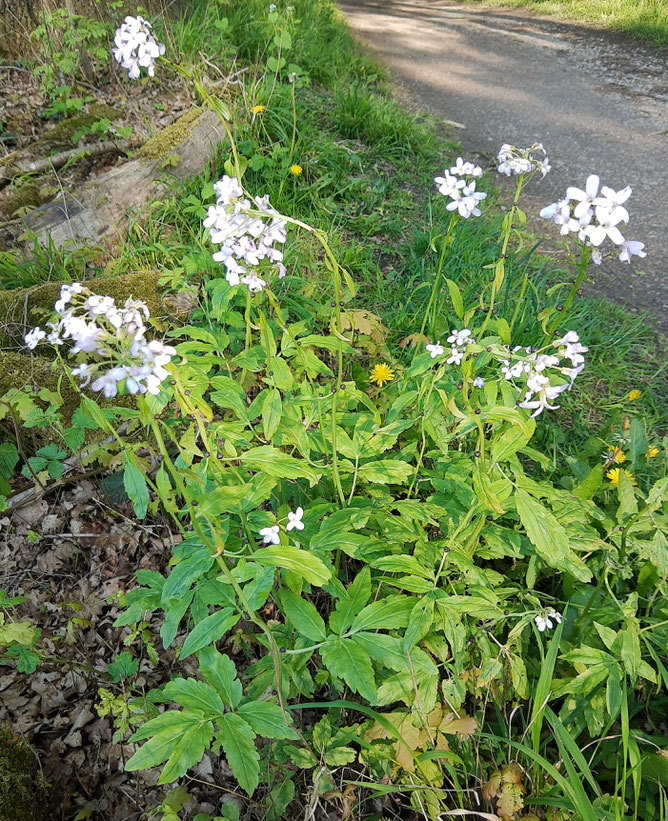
[{"left": 453, "top": 0, "right": 668, "bottom": 47}]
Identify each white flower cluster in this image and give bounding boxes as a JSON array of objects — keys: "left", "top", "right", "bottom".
[
  {"left": 24, "top": 283, "right": 175, "bottom": 399},
  {"left": 501, "top": 331, "right": 587, "bottom": 417},
  {"left": 540, "top": 174, "right": 646, "bottom": 264},
  {"left": 497, "top": 142, "right": 550, "bottom": 178},
  {"left": 203, "top": 175, "right": 288, "bottom": 292},
  {"left": 426, "top": 328, "right": 476, "bottom": 365},
  {"left": 535, "top": 608, "right": 562, "bottom": 632},
  {"left": 434, "top": 158, "right": 486, "bottom": 219},
  {"left": 259, "top": 507, "right": 304, "bottom": 544},
  {"left": 113, "top": 15, "right": 165, "bottom": 79}
]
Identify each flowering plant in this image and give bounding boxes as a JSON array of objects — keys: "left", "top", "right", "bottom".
[{"left": 7, "top": 8, "right": 665, "bottom": 820}]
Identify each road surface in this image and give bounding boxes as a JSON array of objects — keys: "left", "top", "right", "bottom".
[{"left": 337, "top": 0, "right": 668, "bottom": 332}]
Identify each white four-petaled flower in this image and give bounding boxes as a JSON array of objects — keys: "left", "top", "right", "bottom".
[
  {"left": 286, "top": 507, "right": 305, "bottom": 531},
  {"left": 259, "top": 525, "right": 280, "bottom": 545},
  {"left": 426, "top": 341, "right": 445, "bottom": 358}
]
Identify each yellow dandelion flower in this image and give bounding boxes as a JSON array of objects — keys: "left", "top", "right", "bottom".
[
  {"left": 606, "top": 467, "right": 636, "bottom": 486},
  {"left": 606, "top": 446, "right": 625, "bottom": 464},
  {"left": 645, "top": 444, "right": 659, "bottom": 459},
  {"left": 290, "top": 164, "right": 303, "bottom": 175},
  {"left": 628, "top": 389, "right": 641, "bottom": 401},
  {"left": 370, "top": 363, "right": 394, "bottom": 387},
  {"left": 252, "top": 104, "right": 266, "bottom": 114}
]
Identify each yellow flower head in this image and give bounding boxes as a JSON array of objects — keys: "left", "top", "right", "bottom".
[
  {"left": 370, "top": 363, "right": 394, "bottom": 387},
  {"left": 645, "top": 444, "right": 659, "bottom": 459},
  {"left": 606, "top": 467, "right": 636, "bottom": 486},
  {"left": 628, "top": 389, "right": 641, "bottom": 401},
  {"left": 252, "top": 104, "right": 266, "bottom": 114},
  {"left": 604, "top": 445, "right": 625, "bottom": 464},
  {"left": 290, "top": 164, "right": 303, "bottom": 176}
]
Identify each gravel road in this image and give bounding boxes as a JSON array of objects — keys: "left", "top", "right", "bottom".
[{"left": 337, "top": 0, "right": 668, "bottom": 332}]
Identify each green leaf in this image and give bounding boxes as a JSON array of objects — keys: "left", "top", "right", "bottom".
[
  {"left": 616, "top": 472, "right": 638, "bottom": 521},
  {"left": 107, "top": 651, "right": 138, "bottom": 682},
  {"left": 281, "top": 589, "right": 326, "bottom": 641},
  {"left": 358, "top": 460, "right": 413, "bottom": 485},
  {"left": 573, "top": 464, "right": 603, "bottom": 500},
  {"left": 0, "top": 443, "right": 19, "bottom": 478},
  {"left": 266, "top": 777, "right": 295, "bottom": 820},
  {"left": 236, "top": 701, "right": 298, "bottom": 739},
  {"left": 219, "top": 713, "right": 260, "bottom": 795},
  {"left": 123, "top": 453, "right": 149, "bottom": 519},
  {"left": 63, "top": 427, "right": 85, "bottom": 450},
  {"left": 239, "top": 445, "right": 319, "bottom": 486},
  {"left": 126, "top": 710, "right": 213, "bottom": 783},
  {"left": 180, "top": 608, "right": 240, "bottom": 659},
  {"left": 262, "top": 389, "right": 282, "bottom": 440},
  {"left": 445, "top": 278, "right": 464, "bottom": 318},
  {"left": 252, "top": 546, "right": 330, "bottom": 586},
  {"left": 161, "top": 546, "right": 215, "bottom": 606},
  {"left": 515, "top": 489, "right": 591, "bottom": 581},
  {"left": 403, "top": 594, "right": 435, "bottom": 651},
  {"left": 350, "top": 595, "right": 414, "bottom": 632},
  {"left": 320, "top": 637, "right": 376, "bottom": 702},
  {"left": 329, "top": 567, "right": 371, "bottom": 634},
  {"left": 163, "top": 678, "right": 226, "bottom": 715},
  {"left": 491, "top": 426, "right": 532, "bottom": 465},
  {"left": 198, "top": 646, "right": 242, "bottom": 708},
  {"left": 158, "top": 719, "right": 215, "bottom": 785}
]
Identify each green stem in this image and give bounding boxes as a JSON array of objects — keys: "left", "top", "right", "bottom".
[
  {"left": 546, "top": 244, "right": 591, "bottom": 338},
  {"left": 479, "top": 175, "right": 524, "bottom": 338},
  {"left": 416, "top": 216, "right": 457, "bottom": 354}
]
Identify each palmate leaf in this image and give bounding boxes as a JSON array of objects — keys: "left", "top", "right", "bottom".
[
  {"left": 219, "top": 713, "right": 260, "bottom": 796},
  {"left": 239, "top": 445, "right": 319, "bottom": 486},
  {"left": 281, "top": 589, "right": 326, "bottom": 641},
  {"left": 126, "top": 710, "right": 213, "bottom": 785}
]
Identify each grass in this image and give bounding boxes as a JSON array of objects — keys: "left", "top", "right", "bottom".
[{"left": 452, "top": 0, "right": 668, "bottom": 47}]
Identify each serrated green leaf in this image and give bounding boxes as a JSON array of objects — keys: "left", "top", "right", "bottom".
[
  {"left": 163, "top": 678, "right": 226, "bottom": 715},
  {"left": 281, "top": 589, "right": 326, "bottom": 641},
  {"left": 180, "top": 608, "right": 240, "bottom": 659},
  {"left": 236, "top": 701, "right": 297, "bottom": 739},
  {"left": 320, "top": 637, "right": 376, "bottom": 702},
  {"left": 329, "top": 567, "right": 371, "bottom": 634},
  {"left": 198, "top": 646, "right": 242, "bottom": 708},
  {"left": 219, "top": 713, "right": 260, "bottom": 795},
  {"left": 350, "top": 595, "right": 414, "bottom": 632}
]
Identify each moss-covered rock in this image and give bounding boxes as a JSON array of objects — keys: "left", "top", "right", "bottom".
[
  {"left": 0, "top": 725, "right": 47, "bottom": 821},
  {"left": 0, "top": 270, "right": 162, "bottom": 349},
  {"left": 1, "top": 185, "right": 42, "bottom": 218},
  {"left": 137, "top": 107, "right": 204, "bottom": 161}
]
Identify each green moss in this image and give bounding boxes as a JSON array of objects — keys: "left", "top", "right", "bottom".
[
  {"left": 2, "top": 186, "right": 41, "bottom": 218},
  {"left": 0, "top": 270, "right": 162, "bottom": 348},
  {"left": 0, "top": 725, "right": 47, "bottom": 821},
  {"left": 136, "top": 107, "right": 204, "bottom": 161},
  {"left": 33, "top": 104, "right": 123, "bottom": 150}
]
